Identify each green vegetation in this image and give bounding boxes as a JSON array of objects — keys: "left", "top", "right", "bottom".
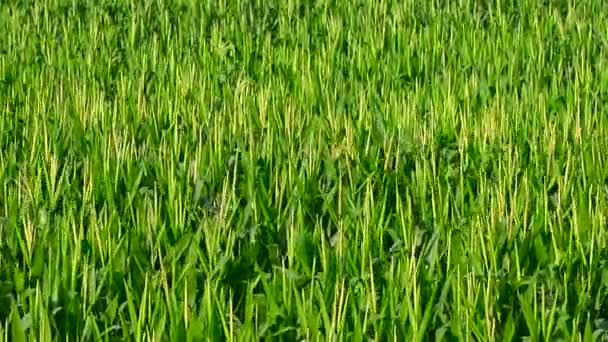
[{"left": 1, "top": 0, "right": 608, "bottom": 340}]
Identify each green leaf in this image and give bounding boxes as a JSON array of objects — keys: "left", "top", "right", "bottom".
[
  {"left": 10, "top": 307, "right": 27, "bottom": 342},
  {"left": 503, "top": 311, "right": 515, "bottom": 342},
  {"left": 30, "top": 238, "right": 46, "bottom": 279}
]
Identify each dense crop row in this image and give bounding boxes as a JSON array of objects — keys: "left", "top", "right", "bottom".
[{"left": 1, "top": 0, "right": 608, "bottom": 340}]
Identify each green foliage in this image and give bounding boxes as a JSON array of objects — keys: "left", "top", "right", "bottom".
[{"left": 1, "top": 0, "right": 608, "bottom": 340}]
